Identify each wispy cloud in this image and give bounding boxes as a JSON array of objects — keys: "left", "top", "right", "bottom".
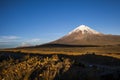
[
  {"left": 19, "top": 38, "right": 41, "bottom": 47},
  {"left": 0, "top": 36, "right": 42, "bottom": 48},
  {"left": 0, "top": 36, "right": 20, "bottom": 40},
  {"left": 20, "top": 42, "right": 32, "bottom": 47},
  {"left": 26, "top": 38, "right": 41, "bottom": 43},
  {"left": 0, "top": 36, "right": 21, "bottom": 48}
]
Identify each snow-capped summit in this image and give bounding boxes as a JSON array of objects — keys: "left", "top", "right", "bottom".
[
  {"left": 68, "top": 25, "right": 101, "bottom": 35},
  {"left": 42, "top": 25, "right": 120, "bottom": 46}
]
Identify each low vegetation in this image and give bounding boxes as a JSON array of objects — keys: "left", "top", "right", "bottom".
[
  {"left": 0, "top": 54, "right": 73, "bottom": 80},
  {"left": 0, "top": 46, "right": 120, "bottom": 80}
]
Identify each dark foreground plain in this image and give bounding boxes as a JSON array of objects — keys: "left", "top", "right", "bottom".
[{"left": 0, "top": 45, "right": 120, "bottom": 80}]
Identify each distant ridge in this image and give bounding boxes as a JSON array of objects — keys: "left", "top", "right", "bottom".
[{"left": 36, "top": 43, "right": 101, "bottom": 47}]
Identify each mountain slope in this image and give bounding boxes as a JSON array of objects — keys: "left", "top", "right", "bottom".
[{"left": 50, "top": 25, "right": 120, "bottom": 45}]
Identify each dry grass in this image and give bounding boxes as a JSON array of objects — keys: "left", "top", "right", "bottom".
[
  {"left": 0, "top": 54, "right": 73, "bottom": 80},
  {"left": 1, "top": 46, "right": 120, "bottom": 58},
  {"left": 0, "top": 51, "right": 120, "bottom": 80},
  {"left": 0, "top": 46, "right": 120, "bottom": 80}
]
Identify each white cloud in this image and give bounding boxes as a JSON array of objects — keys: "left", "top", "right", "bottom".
[
  {"left": 20, "top": 42, "right": 32, "bottom": 47},
  {"left": 0, "top": 36, "right": 42, "bottom": 48},
  {"left": 19, "top": 38, "right": 41, "bottom": 47},
  {"left": 26, "top": 38, "right": 41, "bottom": 42},
  {"left": 0, "top": 36, "right": 21, "bottom": 48},
  {"left": 0, "top": 36, "right": 21, "bottom": 44},
  {"left": 0, "top": 36, "right": 20, "bottom": 40}
]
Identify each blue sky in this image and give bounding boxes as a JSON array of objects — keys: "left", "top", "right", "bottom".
[{"left": 0, "top": 0, "right": 120, "bottom": 48}]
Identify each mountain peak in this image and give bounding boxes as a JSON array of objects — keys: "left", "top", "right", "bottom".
[
  {"left": 68, "top": 25, "right": 101, "bottom": 35},
  {"left": 75, "top": 25, "right": 91, "bottom": 31}
]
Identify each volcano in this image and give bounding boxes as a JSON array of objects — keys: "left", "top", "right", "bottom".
[{"left": 48, "top": 25, "right": 120, "bottom": 46}]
